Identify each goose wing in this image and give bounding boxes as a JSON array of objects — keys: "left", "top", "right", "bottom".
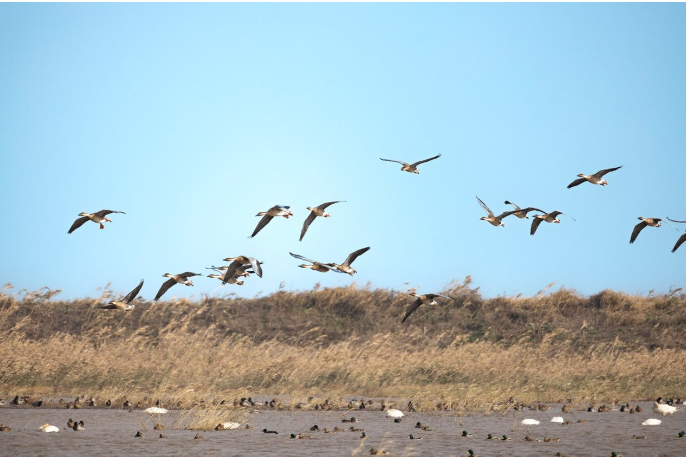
[
  {"left": 247, "top": 257, "right": 263, "bottom": 278},
  {"left": 178, "top": 272, "right": 201, "bottom": 278},
  {"left": 96, "top": 303, "right": 122, "bottom": 310},
  {"left": 630, "top": 221, "right": 648, "bottom": 244},
  {"left": 343, "top": 246, "right": 370, "bottom": 266},
  {"left": 504, "top": 201, "right": 522, "bottom": 211},
  {"left": 221, "top": 261, "right": 243, "bottom": 284},
  {"left": 316, "top": 200, "right": 345, "bottom": 210},
  {"left": 672, "top": 233, "right": 686, "bottom": 253},
  {"left": 476, "top": 196, "right": 494, "bottom": 217},
  {"left": 122, "top": 279, "right": 144, "bottom": 304},
  {"left": 401, "top": 298, "right": 423, "bottom": 323},
  {"left": 667, "top": 217, "right": 686, "bottom": 224},
  {"left": 250, "top": 214, "right": 274, "bottom": 238},
  {"left": 411, "top": 154, "right": 441, "bottom": 167},
  {"left": 425, "top": 293, "right": 452, "bottom": 300},
  {"left": 593, "top": 166, "right": 622, "bottom": 178},
  {"left": 567, "top": 177, "right": 587, "bottom": 189},
  {"left": 68, "top": 216, "right": 90, "bottom": 234},
  {"left": 154, "top": 278, "right": 177, "bottom": 301},
  {"left": 549, "top": 211, "right": 576, "bottom": 221},
  {"left": 299, "top": 212, "right": 318, "bottom": 241},
  {"left": 530, "top": 217, "right": 544, "bottom": 236},
  {"left": 380, "top": 158, "right": 409, "bottom": 166},
  {"left": 289, "top": 252, "right": 320, "bottom": 264},
  {"left": 94, "top": 210, "right": 126, "bottom": 217}
]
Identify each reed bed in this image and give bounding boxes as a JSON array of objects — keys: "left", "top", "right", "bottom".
[{"left": 1, "top": 280, "right": 685, "bottom": 410}]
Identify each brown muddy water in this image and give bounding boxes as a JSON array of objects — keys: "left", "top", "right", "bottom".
[{"left": 1, "top": 402, "right": 684, "bottom": 456}]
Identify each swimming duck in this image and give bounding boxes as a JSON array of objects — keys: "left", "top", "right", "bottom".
[
  {"left": 249, "top": 205, "right": 293, "bottom": 238},
  {"left": 39, "top": 423, "right": 59, "bottom": 432},
  {"left": 159, "top": 434, "right": 167, "bottom": 438},
  {"left": 349, "top": 426, "right": 364, "bottom": 432},
  {"left": 409, "top": 434, "right": 422, "bottom": 440},
  {"left": 524, "top": 436, "right": 540, "bottom": 442},
  {"left": 598, "top": 404, "right": 611, "bottom": 412},
  {"left": 221, "top": 256, "right": 264, "bottom": 280},
  {"left": 154, "top": 272, "right": 200, "bottom": 301},
  {"left": 562, "top": 404, "right": 570, "bottom": 413},
  {"left": 501, "top": 435, "right": 512, "bottom": 441},
  {"left": 0, "top": 424, "right": 11, "bottom": 431},
  {"left": 369, "top": 449, "right": 390, "bottom": 455},
  {"left": 73, "top": 420, "right": 85, "bottom": 431},
  {"left": 544, "top": 437, "right": 560, "bottom": 442},
  {"left": 486, "top": 434, "right": 497, "bottom": 440},
  {"left": 300, "top": 201, "right": 345, "bottom": 241},
  {"left": 97, "top": 279, "right": 144, "bottom": 311},
  {"left": 342, "top": 417, "right": 357, "bottom": 423},
  {"left": 630, "top": 218, "right": 665, "bottom": 244},
  {"left": 467, "top": 450, "right": 478, "bottom": 457},
  {"left": 555, "top": 453, "right": 570, "bottom": 457},
  {"left": 263, "top": 429, "right": 278, "bottom": 434},
  {"left": 380, "top": 154, "right": 441, "bottom": 174},
  {"left": 154, "top": 423, "right": 164, "bottom": 430},
  {"left": 461, "top": 430, "right": 472, "bottom": 437},
  {"left": 504, "top": 201, "right": 544, "bottom": 219},
  {"left": 68, "top": 210, "right": 125, "bottom": 234},
  {"left": 531, "top": 211, "right": 575, "bottom": 235},
  {"left": 610, "top": 452, "right": 623, "bottom": 457},
  {"left": 652, "top": 399, "right": 678, "bottom": 415},
  {"left": 567, "top": 166, "right": 622, "bottom": 188},
  {"left": 67, "top": 418, "right": 75, "bottom": 428},
  {"left": 678, "top": 431, "right": 685, "bottom": 437},
  {"left": 193, "top": 433, "right": 203, "bottom": 439},
  {"left": 632, "top": 435, "right": 647, "bottom": 439},
  {"left": 401, "top": 292, "right": 451, "bottom": 323},
  {"left": 477, "top": 196, "right": 515, "bottom": 227},
  {"left": 331, "top": 247, "right": 370, "bottom": 275},
  {"left": 310, "top": 425, "right": 320, "bottom": 432},
  {"left": 538, "top": 404, "right": 550, "bottom": 411},
  {"left": 289, "top": 252, "right": 337, "bottom": 273},
  {"left": 667, "top": 218, "right": 686, "bottom": 252},
  {"left": 290, "top": 433, "right": 312, "bottom": 439},
  {"left": 135, "top": 431, "right": 143, "bottom": 437}
]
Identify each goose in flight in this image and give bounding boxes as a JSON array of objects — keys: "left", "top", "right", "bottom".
[
  {"left": 97, "top": 279, "right": 144, "bottom": 311},
  {"left": 207, "top": 273, "right": 244, "bottom": 286},
  {"left": 667, "top": 217, "right": 686, "bottom": 253},
  {"left": 567, "top": 166, "right": 622, "bottom": 188},
  {"left": 630, "top": 217, "right": 663, "bottom": 244},
  {"left": 300, "top": 201, "right": 345, "bottom": 241},
  {"left": 401, "top": 292, "right": 452, "bottom": 323},
  {"left": 221, "top": 256, "right": 263, "bottom": 283},
  {"left": 477, "top": 196, "right": 516, "bottom": 227},
  {"left": 154, "top": 272, "right": 201, "bottom": 301},
  {"left": 504, "top": 201, "right": 544, "bottom": 219},
  {"left": 380, "top": 154, "right": 441, "bottom": 174},
  {"left": 331, "top": 247, "right": 370, "bottom": 275},
  {"left": 531, "top": 211, "right": 576, "bottom": 235},
  {"left": 289, "top": 252, "right": 337, "bottom": 273},
  {"left": 68, "top": 210, "right": 125, "bottom": 234},
  {"left": 250, "top": 205, "right": 293, "bottom": 238}
]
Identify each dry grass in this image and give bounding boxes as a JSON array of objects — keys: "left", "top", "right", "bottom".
[{"left": 1, "top": 280, "right": 685, "bottom": 410}]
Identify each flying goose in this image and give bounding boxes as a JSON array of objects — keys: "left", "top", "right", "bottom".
[
  {"left": 530, "top": 211, "right": 575, "bottom": 235},
  {"left": 477, "top": 196, "right": 516, "bottom": 227},
  {"left": 289, "top": 252, "right": 337, "bottom": 273},
  {"left": 380, "top": 154, "right": 441, "bottom": 174},
  {"left": 567, "top": 166, "right": 623, "bottom": 188},
  {"left": 96, "top": 279, "right": 144, "bottom": 311},
  {"left": 503, "top": 201, "right": 544, "bottom": 219},
  {"left": 401, "top": 292, "right": 452, "bottom": 323},
  {"left": 667, "top": 217, "right": 686, "bottom": 253},
  {"left": 68, "top": 210, "right": 125, "bottom": 234},
  {"left": 629, "top": 217, "right": 663, "bottom": 244},
  {"left": 300, "top": 201, "right": 345, "bottom": 241},
  {"left": 221, "top": 256, "right": 263, "bottom": 282},
  {"left": 331, "top": 247, "right": 370, "bottom": 275},
  {"left": 154, "top": 272, "right": 201, "bottom": 301},
  {"left": 249, "top": 205, "right": 292, "bottom": 238},
  {"left": 207, "top": 273, "right": 244, "bottom": 286}
]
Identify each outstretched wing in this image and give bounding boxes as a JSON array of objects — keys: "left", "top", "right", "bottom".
[
  {"left": 530, "top": 218, "right": 544, "bottom": 236},
  {"left": 68, "top": 216, "right": 89, "bottom": 234},
  {"left": 250, "top": 215, "right": 273, "bottom": 238},
  {"left": 426, "top": 293, "right": 452, "bottom": 300},
  {"left": 411, "top": 154, "right": 441, "bottom": 167},
  {"left": 316, "top": 201, "right": 345, "bottom": 210},
  {"left": 343, "top": 246, "right": 370, "bottom": 266},
  {"left": 567, "top": 177, "right": 586, "bottom": 189},
  {"left": 667, "top": 217, "right": 686, "bottom": 224},
  {"left": 122, "top": 279, "right": 144, "bottom": 304},
  {"left": 593, "top": 166, "right": 622, "bottom": 178},
  {"left": 504, "top": 201, "right": 522, "bottom": 211},
  {"left": 179, "top": 272, "right": 201, "bottom": 278},
  {"left": 247, "top": 257, "right": 263, "bottom": 278},
  {"left": 94, "top": 210, "right": 126, "bottom": 217},
  {"left": 96, "top": 303, "right": 120, "bottom": 310},
  {"left": 154, "top": 278, "right": 177, "bottom": 301},
  {"left": 401, "top": 299, "right": 423, "bottom": 324},
  {"left": 290, "top": 252, "right": 319, "bottom": 264},
  {"left": 380, "top": 158, "right": 409, "bottom": 166},
  {"left": 476, "top": 196, "right": 494, "bottom": 217},
  {"left": 221, "top": 261, "right": 242, "bottom": 284},
  {"left": 673, "top": 233, "right": 686, "bottom": 253},
  {"left": 299, "top": 212, "right": 318, "bottom": 241},
  {"left": 630, "top": 221, "right": 648, "bottom": 244}
]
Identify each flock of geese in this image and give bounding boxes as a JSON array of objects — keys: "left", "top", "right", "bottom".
[{"left": 68, "top": 156, "right": 684, "bottom": 322}]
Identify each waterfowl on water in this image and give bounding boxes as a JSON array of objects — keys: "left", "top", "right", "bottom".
[
  {"left": 598, "top": 404, "right": 611, "bottom": 412},
  {"left": 567, "top": 166, "right": 623, "bottom": 188},
  {"left": 486, "top": 434, "right": 496, "bottom": 440},
  {"left": 524, "top": 436, "right": 540, "bottom": 442},
  {"left": 678, "top": 431, "right": 685, "bottom": 437},
  {"left": 249, "top": 205, "right": 293, "bottom": 238},
  {"left": 504, "top": 201, "right": 544, "bottom": 219},
  {"left": 67, "top": 418, "right": 74, "bottom": 428},
  {"left": 667, "top": 217, "right": 686, "bottom": 252},
  {"left": 461, "top": 430, "right": 472, "bottom": 437},
  {"left": 0, "top": 424, "right": 11, "bottom": 431},
  {"left": 263, "top": 429, "right": 278, "bottom": 434},
  {"left": 144, "top": 406, "right": 168, "bottom": 414},
  {"left": 653, "top": 398, "right": 678, "bottom": 415},
  {"left": 194, "top": 433, "right": 203, "bottom": 439},
  {"left": 73, "top": 420, "right": 85, "bottom": 431},
  {"left": 632, "top": 435, "right": 647, "bottom": 439},
  {"left": 467, "top": 450, "right": 478, "bottom": 457},
  {"left": 562, "top": 404, "right": 570, "bottom": 413},
  {"left": 409, "top": 434, "right": 422, "bottom": 439},
  {"left": 290, "top": 433, "right": 312, "bottom": 439},
  {"left": 97, "top": 279, "right": 144, "bottom": 311},
  {"left": 341, "top": 417, "right": 357, "bottom": 423},
  {"left": 68, "top": 210, "right": 125, "bottom": 234},
  {"left": 331, "top": 246, "right": 370, "bottom": 276},
  {"left": 610, "top": 453, "right": 623, "bottom": 457},
  {"left": 555, "top": 453, "right": 570, "bottom": 457},
  {"left": 300, "top": 201, "right": 345, "bottom": 241},
  {"left": 39, "top": 423, "right": 59, "bottom": 432},
  {"left": 530, "top": 211, "right": 575, "bottom": 235},
  {"left": 154, "top": 272, "right": 201, "bottom": 301},
  {"left": 477, "top": 196, "right": 514, "bottom": 227},
  {"left": 551, "top": 417, "right": 564, "bottom": 423},
  {"left": 370, "top": 449, "right": 390, "bottom": 455},
  {"left": 215, "top": 422, "right": 240, "bottom": 430},
  {"left": 380, "top": 154, "right": 441, "bottom": 174},
  {"left": 521, "top": 419, "right": 540, "bottom": 425},
  {"left": 544, "top": 437, "right": 560, "bottom": 442},
  {"left": 642, "top": 418, "right": 661, "bottom": 425},
  {"left": 289, "top": 252, "right": 337, "bottom": 273},
  {"left": 500, "top": 435, "right": 512, "bottom": 441},
  {"left": 630, "top": 218, "right": 664, "bottom": 244},
  {"left": 401, "top": 292, "right": 452, "bottom": 323},
  {"left": 221, "top": 256, "right": 264, "bottom": 281},
  {"left": 385, "top": 408, "right": 404, "bottom": 418}
]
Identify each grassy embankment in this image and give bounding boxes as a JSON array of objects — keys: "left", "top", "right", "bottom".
[{"left": 1, "top": 278, "right": 685, "bottom": 412}]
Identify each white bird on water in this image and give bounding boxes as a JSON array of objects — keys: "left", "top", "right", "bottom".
[
  {"left": 653, "top": 398, "right": 678, "bottom": 416},
  {"left": 551, "top": 417, "right": 564, "bottom": 423},
  {"left": 39, "top": 423, "right": 59, "bottom": 432},
  {"left": 144, "top": 406, "right": 168, "bottom": 414},
  {"left": 642, "top": 418, "right": 662, "bottom": 426},
  {"left": 521, "top": 419, "right": 540, "bottom": 425},
  {"left": 386, "top": 409, "right": 404, "bottom": 418}
]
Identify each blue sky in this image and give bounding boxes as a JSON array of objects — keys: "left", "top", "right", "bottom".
[{"left": 1, "top": 4, "right": 685, "bottom": 301}]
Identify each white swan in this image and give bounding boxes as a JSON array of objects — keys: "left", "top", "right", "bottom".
[
  {"left": 39, "top": 423, "right": 59, "bottom": 432},
  {"left": 144, "top": 406, "right": 168, "bottom": 414},
  {"left": 642, "top": 418, "right": 662, "bottom": 426},
  {"left": 521, "top": 419, "right": 540, "bottom": 425},
  {"left": 218, "top": 422, "right": 241, "bottom": 430},
  {"left": 652, "top": 402, "right": 677, "bottom": 416},
  {"left": 385, "top": 409, "right": 404, "bottom": 418},
  {"left": 551, "top": 417, "right": 564, "bottom": 423}
]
